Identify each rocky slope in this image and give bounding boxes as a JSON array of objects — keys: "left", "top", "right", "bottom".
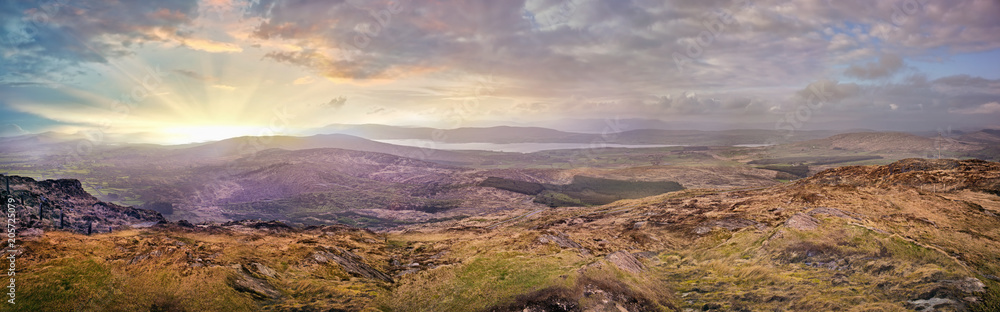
[{"left": 3, "top": 175, "right": 165, "bottom": 235}]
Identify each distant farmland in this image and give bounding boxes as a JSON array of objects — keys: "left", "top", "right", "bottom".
[{"left": 479, "top": 175, "right": 684, "bottom": 207}]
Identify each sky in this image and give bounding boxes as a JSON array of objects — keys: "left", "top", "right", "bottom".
[{"left": 0, "top": 0, "right": 999, "bottom": 144}]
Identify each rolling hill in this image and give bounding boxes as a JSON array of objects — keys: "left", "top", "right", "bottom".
[
  {"left": 316, "top": 124, "right": 848, "bottom": 145},
  {"left": 789, "top": 131, "right": 982, "bottom": 153}
]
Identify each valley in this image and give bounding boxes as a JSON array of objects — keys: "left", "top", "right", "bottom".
[
  {"left": 3, "top": 128, "right": 997, "bottom": 228},
  {"left": 2, "top": 127, "right": 999, "bottom": 311}
]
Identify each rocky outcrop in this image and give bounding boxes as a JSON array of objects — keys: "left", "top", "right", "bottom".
[
  {"left": 803, "top": 158, "right": 1000, "bottom": 194},
  {"left": 2, "top": 175, "right": 166, "bottom": 235},
  {"left": 310, "top": 247, "right": 393, "bottom": 282},
  {"left": 228, "top": 266, "right": 282, "bottom": 300},
  {"left": 538, "top": 233, "right": 583, "bottom": 249},
  {"left": 785, "top": 213, "right": 820, "bottom": 231},
  {"left": 606, "top": 251, "right": 645, "bottom": 274}
]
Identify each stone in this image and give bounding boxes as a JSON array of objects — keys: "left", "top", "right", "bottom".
[
  {"left": 228, "top": 270, "right": 282, "bottom": 300},
  {"left": 606, "top": 251, "right": 645, "bottom": 274},
  {"left": 786, "top": 213, "right": 820, "bottom": 231},
  {"left": 250, "top": 262, "right": 277, "bottom": 279},
  {"left": 957, "top": 277, "right": 985, "bottom": 293}
]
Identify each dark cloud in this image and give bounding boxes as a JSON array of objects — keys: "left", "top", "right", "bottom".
[
  {"left": 793, "top": 80, "right": 863, "bottom": 106},
  {"left": 0, "top": 0, "right": 199, "bottom": 81},
  {"left": 326, "top": 96, "right": 347, "bottom": 109},
  {"left": 785, "top": 75, "right": 1000, "bottom": 118},
  {"left": 3, "top": 0, "right": 999, "bottom": 136},
  {"left": 844, "top": 54, "right": 904, "bottom": 80},
  {"left": 238, "top": 0, "right": 1000, "bottom": 108}
]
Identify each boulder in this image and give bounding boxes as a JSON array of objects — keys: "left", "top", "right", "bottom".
[
  {"left": 786, "top": 213, "right": 820, "bottom": 231},
  {"left": 606, "top": 251, "right": 645, "bottom": 274},
  {"left": 311, "top": 248, "right": 393, "bottom": 283},
  {"left": 228, "top": 270, "right": 282, "bottom": 300}
]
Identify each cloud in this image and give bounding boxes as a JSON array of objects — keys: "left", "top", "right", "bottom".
[
  {"left": 0, "top": 0, "right": 200, "bottom": 81},
  {"left": 326, "top": 96, "right": 347, "bottom": 109},
  {"left": 791, "top": 79, "right": 863, "bottom": 106},
  {"left": 293, "top": 76, "right": 316, "bottom": 85},
  {"left": 180, "top": 37, "right": 243, "bottom": 53},
  {"left": 950, "top": 102, "right": 1000, "bottom": 115},
  {"left": 844, "top": 54, "right": 904, "bottom": 80},
  {"left": 237, "top": 0, "right": 1000, "bottom": 92},
  {"left": 0, "top": 124, "right": 28, "bottom": 137},
  {"left": 4, "top": 0, "right": 1000, "bottom": 139},
  {"left": 174, "top": 69, "right": 216, "bottom": 82}
]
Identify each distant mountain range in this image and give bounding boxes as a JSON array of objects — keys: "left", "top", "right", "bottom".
[
  {"left": 6, "top": 125, "right": 998, "bottom": 151},
  {"left": 312, "top": 123, "right": 849, "bottom": 145},
  {"left": 788, "top": 131, "right": 983, "bottom": 153}
]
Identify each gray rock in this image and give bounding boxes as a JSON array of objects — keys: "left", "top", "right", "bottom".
[
  {"left": 250, "top": 262, "right": 278, "bottom": 279},
  {"left": 20, "top": 228, "right": 44, "bottom": 238},
  {"left": 311, "top": 248, "right": 393, "bottom": 283},
  {"left": 396, "top": 268, "right": 420, "bottom": 276},
  {"left": 538, "top": 233, "right": 583, "bottom": 249},
  {"left": 907, "top": 297, "right": 954, "bottom": 312},
  {"left": 957, "top": 277, "right": 985, "bottom": 293},
  {"left": 228, "top": 270, "right": 282, "bottom": 300},
  {"left": 808, "top": 207, "right": 861, "bottom": 221},
  {"left": 786, "top": 213, "right": 820, "bottom": 231},
  {"left": 606, "top": 251, "right": 645, "bottom": 274}
]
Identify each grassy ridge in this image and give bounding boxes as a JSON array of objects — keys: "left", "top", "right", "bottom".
[{"left": 748, "top": 155, "right": 883, "bottom": 165}]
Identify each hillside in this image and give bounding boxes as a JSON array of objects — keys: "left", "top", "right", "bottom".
[
  {"left": 167, "top": 133, "right": 485, "bottom": 164},
  {"left": 959, "top": 129, "right": 1000, "bottom": 144},
  {"left": 317, "top": 124, "right": 845, "bottom": 145},
  {"left": 318, "top": 124, "right": 588, "bottom": 143},
  {"left": 790, "top": 132, "right": 982, "bottom": 153},
  {"left": 125, "top": 147, "right": 539, "bottom": 225},
  {"left": 8, "top": 158, "right": 1000, "bottom": 311}
]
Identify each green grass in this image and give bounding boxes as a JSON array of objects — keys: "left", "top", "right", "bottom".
[
  {"left": 13, "top": 258, "right": 114, "bottom": 311},
  {"left": 379, "top": 250, "right": 581, "bottom": 311}
]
